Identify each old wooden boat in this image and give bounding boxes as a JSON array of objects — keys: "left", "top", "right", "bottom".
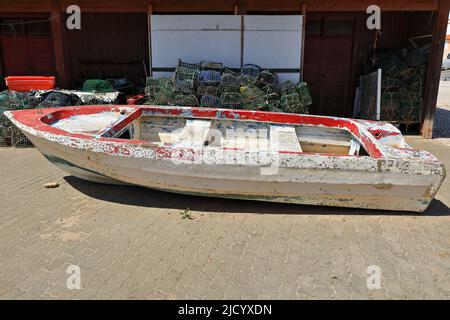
[{"left": 4, "top": 105, "right": 445, "bottom": 212}]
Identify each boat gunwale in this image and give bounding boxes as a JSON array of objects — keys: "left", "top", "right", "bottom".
[{"left": 3, "top": 105, "right": 439, "bottom": 163}]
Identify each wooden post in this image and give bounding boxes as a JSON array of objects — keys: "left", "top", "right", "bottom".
[
  {"left": 237, "top": 1, "right": 248, "bottom": 69},
  {"left": 0, "top": 39, "right": 5, "bottom": 88},
  {"left": 240, "top": 15, "right": 245, "bottom": 68},
  {"left": 50, "top": 0, "right": 69, "bottom": 88},
  {"left": 421, "top": 0, "right": 450, "bottom": 138},
  {"left": 300, "top": 3, "right": 307, "bottom": 82},
  {"left": 148, "top": 3, "right": 153, "bottom": 77}
]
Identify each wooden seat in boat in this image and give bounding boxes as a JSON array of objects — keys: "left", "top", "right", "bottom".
[
  {"left": 270, "top": 125, "right": 302, "bottom": 152},
  {"left": 173, "top": 119, "right": 212, "bottom": 147}
]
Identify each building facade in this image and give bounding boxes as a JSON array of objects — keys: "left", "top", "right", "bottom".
[{"left": 0, "top": 0, "right": 449, "bottom": 138}]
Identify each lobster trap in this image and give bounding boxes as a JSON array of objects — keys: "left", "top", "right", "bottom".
[
  {"left": 176, "top": 59, "right": 201, "bottom": 71},
  {"left": 169, "top": 93, "right": 199, "bottom": 106},
  {"left": 9, "top": 126, "right": 30, "bottom": 147},
  {"left": 278, "top": 92, "right": 307, "bottom": 114},
  {"left": 0, "top": 109, "right": 10, "bottom": 147},
  {"left": 220, "top": 73, "right": 241, "bottom": 94},
  {"left": 256, "top": 70, "right": 278, "bottom": 86},
  {"left": 145, "top": 77, "right": 172, "bottom": 97},
  {"left": 38, "top": 92, "right": 80, "bottom": 108},
  {"left": 257, "top": 83, "right": 278, "bottom": 97},
  {"left": 201, "top": 60, "right": 223, "bottom": 70},
  {"left": 279, "top": 80, "right": 296, "bottom": 93},
  {"left": 138, "top": 58, "right": 312, "bottom": 113},
  {"left": 174, "top": 79, "right": 197, "bottom": 93},
  {"left": 200, "top": 95, "right": 221, "bottom": 108},
  {"left": 241, "top": 64, "right": 261, "bottom": 78},
  {"left": 240, "top": 85, "right": 267, "bottom": 110},
  {"left": 239, "top": 75, "right": 257, "bottom": 86},
  {"left": 382, "top": 77, "right": 401, "bottom": 89},
  {"left": 146, "top": 81, "right": 175, "bottom": 105},
  {"left": 0, "top": 91, "right": 43, "bottom": 147},
  {"left": 199, "top": 70, "right": 221, "bottom": 83},
  {"left": 0, "top": 90, "right": 42, "bottom": 110},
  {"left": 296, "top": 82, "right": 312, "bottom": 107},
  {"left": 381, "top": 92, "right": 400, "bottom": 121},
  {"left": 175, "top": 59, "right": 200, "bottom": 92},
  {"left": 0, "top": 127, "right": 8, "bottom": 147},
  {"left": 399, "top": 86, "right": 422, "bottom": 122},
  {"left": 221, "top": 92, "right": 242, "bottom": 109},
  {"left": 197, "top": 83, "right": 220, "bottom": 96}
]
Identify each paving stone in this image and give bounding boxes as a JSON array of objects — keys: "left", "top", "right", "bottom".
[{"left": 1, "top": 142, "right": 450, "bottom": 299}]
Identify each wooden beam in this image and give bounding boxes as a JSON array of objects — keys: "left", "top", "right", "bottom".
[
  {"left": 300, "top": 3, "right": 306, "bottom": 82},
  {"left": 0, "top": 0, "right": 441, "bottom": 13},
  {"left": 238, "top": 0, "right": 248, "bottom": 68},
  {"left": 50, "top": 0, "right": 69, "bottom": 87},
  {"left": 237, "top": 0, "right": 248, "bottom": 14},
  {"left": 0, "top": 36, "right": 5, "bottom": 89},
  {"left": 148, "top": 3, "right": 153, "bottom": 77},
  {"left": 247, "top": 0, "right": 437, "bottom": 12},
  {"left": 421, "top": 0, "right": 450, "bottom": 138},
  {"left": 59, "top": 0, "right": 148, "bottom": 12},
  {"left": 0, "top": 0, "right": 51, "bottom": 12}
]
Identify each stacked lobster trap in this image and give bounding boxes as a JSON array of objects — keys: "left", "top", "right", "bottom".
[
  {"left": 0, "top": 81, "right": 118, "bottom": 147},
  {"left": 0, "top": 91, "right": 43, "bottom": 147},
  {"left": 358, "top": 45, "right": 429, "bottom": 129},
  {"left": 143, "top": 58, "right": 312, "bottom": 113}
]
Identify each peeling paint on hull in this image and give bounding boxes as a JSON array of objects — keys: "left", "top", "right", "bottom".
[{"left": 4, "top": 105, "right": 446, "bottom": 212}]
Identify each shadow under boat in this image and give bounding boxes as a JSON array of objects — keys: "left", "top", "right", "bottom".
[{"left": 63, "top": 175, "right": 450, "bottom": 217}]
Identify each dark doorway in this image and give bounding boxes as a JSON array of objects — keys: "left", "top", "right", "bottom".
[
  {"left": 303, "top": 14, "right": 355, "bottom": 117},
  {"left": 0, "top": 18, "right": 55, "bottom": 77}
]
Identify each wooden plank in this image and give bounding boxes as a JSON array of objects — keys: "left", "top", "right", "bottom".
[
  {"left": 50, "top": 0, "right": 69, "bottom": 88},
  {"left": 0, "top": 0, "right": 439, "bottom": 13},
  {"left": 148, "top": 4, "right": 153, "bottom": 77},
  {"left": 158, "top": 132, "right": 180, "bottom": 144},
  {"left": 300, "top": 3, "right": 306, "bottom": 82},
  {"left": 0, "top": 0, "right": 51, "bottom": 12},
  {"left": 299, "top": 137, "right": 351, "bottom": 147},
  {"left": 247, "top": 0, "right": 436, "bottom": 12},
  {"left": 421, "top": 0, "right": 450, "bottom": 138},
  {"left": 270, "top": 125, "right": 302, "bottom": 152},
  {"left": 300, "top": 142, "right": 350, "bottom": 155},
  {"left": 59, "top": 0, "right": 148, "bottom": 12},
  {"left": 175, "top": 119, "right": 212, "bottom": 147}
]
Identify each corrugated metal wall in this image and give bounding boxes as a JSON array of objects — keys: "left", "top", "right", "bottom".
[{"left": 64, "top": 13, "right": 148, "bottom": 88}]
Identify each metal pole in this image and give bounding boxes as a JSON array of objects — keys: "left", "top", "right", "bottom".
[{"left": 376, "top": 68, "right": 382, "bottom": 121}]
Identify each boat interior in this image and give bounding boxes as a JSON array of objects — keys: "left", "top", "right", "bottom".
[{"left": 42, "top": 107, "right": 371, "bottom": 157}]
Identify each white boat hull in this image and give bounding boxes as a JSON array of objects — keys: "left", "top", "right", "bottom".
[
  {"left": 27, "top": 133, "right": 443, "bottom": 212},
  {"left": 5, "top": 105, "right": 445, "bottom": 212}
]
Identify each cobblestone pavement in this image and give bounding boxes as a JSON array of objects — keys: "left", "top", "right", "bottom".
[
  {"left": 0, "top": 139, "right": 450, "bottom": 300},
  {"left": 435, "top": 81, "right": 450, "bottom": 138}
]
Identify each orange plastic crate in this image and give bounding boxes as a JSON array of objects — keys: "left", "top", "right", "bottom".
[{"left": 5, "top": 76, "right": 55, "bottom": 92}]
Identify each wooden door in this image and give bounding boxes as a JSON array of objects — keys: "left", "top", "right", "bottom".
[
  {"left": 0, "top": 18, "right": 55, "bottom": 77},
  {"left": 303, "top": 15, "right": 355, "bottom": 116}
]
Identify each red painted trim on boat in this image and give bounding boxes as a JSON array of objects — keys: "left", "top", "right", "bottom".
[
  {"left": 99, "top": 108, "right": 143, "bottom": 138},
  {"left": 6, "top": 105, "right": 385, "bottom": 159}
]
